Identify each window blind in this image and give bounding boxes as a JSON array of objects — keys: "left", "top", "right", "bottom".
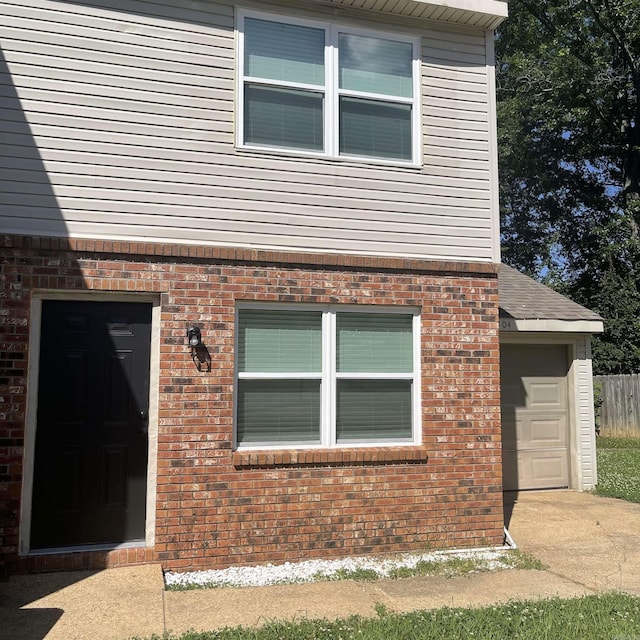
[
  {"left": 237, "top": 379, "right": 321, "bottom": 443},
  {"left": 244, "top": 84, "right": 324, "bottom": 151},
  {"left": 238, "top": 309, "right": 322, "bottom": 373},
  {"left": 339, "top": 97, "right": 412, "bottom": 160},
  {"left": 240, "top": 13, "right": 417, "bottom": 163},
  {"left": 336, "top": 313, "right": 413, "bottom": 373},
  {"left": 338, "top": 33, "right": 413, "bottom": 98},
  {"left": 336, "top": 380, "right": 412, "bottom": 441},
  {"left": 244, "top": 17, "right": 325, "bottom": 85},
  {"left": 236, "top": 307, "right": 417, "bottom": 447}
]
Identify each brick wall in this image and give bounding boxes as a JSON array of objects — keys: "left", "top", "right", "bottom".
[{"left": 0, "top": 236, "right": 503, "bottom": 574}]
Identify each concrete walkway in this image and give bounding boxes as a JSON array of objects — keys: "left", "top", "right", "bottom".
[{"left": 2, "top": 491, "right": 640, "bottom": 640}]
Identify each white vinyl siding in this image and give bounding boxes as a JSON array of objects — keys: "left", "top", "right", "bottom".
[
  {"left": 574, "top": 335, "right": 598, "bottom": 490},
  {"left": 0, "top": 0, "right": 498, "bottom": 262}
]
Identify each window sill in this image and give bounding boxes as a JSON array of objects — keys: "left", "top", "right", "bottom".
[
  {"left": 232, "top": 446, "right": 429, "bottom": 469},
  {"left": 235, "top": 145, "right": 422, "bottom": 170}
]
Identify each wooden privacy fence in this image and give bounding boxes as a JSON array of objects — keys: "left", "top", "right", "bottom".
[{"left": 594, "top": 374, "right": 640, "bottom": 436}]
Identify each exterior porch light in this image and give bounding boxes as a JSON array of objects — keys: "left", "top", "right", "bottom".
[
  {"left": 187, "top": 326, "right": 202, "bottom": 351},
  {"left": 187, "top": 326, "right": 210, "bottom": 372}
]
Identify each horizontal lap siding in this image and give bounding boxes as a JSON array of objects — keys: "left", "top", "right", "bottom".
[{"left": 0, "top": 0, "right": 496, "bottom": 261}]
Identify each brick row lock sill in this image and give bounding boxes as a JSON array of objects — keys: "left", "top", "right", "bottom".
[{"left": 232, "top": 446, "right": 430, "bottom": 469}]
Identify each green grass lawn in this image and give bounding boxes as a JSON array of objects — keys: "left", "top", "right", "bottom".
[
  {"left": 594, "top": 436, "right": 640, "bottom": 503},
  {"left": 136, "top": 593, "right": 640, "bottom": 640}
]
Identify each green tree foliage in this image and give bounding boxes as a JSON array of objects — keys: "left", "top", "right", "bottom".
[{"left": 496, "top": 0, "right": 640, "bottom": 373}]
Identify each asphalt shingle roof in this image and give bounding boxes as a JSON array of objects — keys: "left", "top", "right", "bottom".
[{"left": 498, "top": 264, "right": 603, "bottom": 322}]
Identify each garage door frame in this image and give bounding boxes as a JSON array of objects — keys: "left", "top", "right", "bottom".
[{"left": 499, "top": 330, "right": 598, "bottom": 491}]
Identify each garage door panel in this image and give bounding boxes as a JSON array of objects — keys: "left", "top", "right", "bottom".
[
  {"left": 529, "top": 416, "right": 567, "bottom": 446},
  {"left": 503, "top": 449, "right": 568, "bottom": 491},
  {"left": 528, "top": 380, "right": 566, "bottom": 407},
  {"left": 507, "top": 413, "right": 567, "bottom": 448},
  {"left": 527, "top": 450, "right": 568, "bottom": 488},
  {"left": 500, "top": 345, "right": 568, "bottom": 377},
  {"left": 500, "top": 344, "right": 569, "bottom": 490}
]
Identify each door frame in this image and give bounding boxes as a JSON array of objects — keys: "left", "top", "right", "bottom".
[
  {"left": 499, "top": 331, "right": 598, "bottom": 491},
  {"left": 19, "top": 291, "right": 161, "bottom": 555}
]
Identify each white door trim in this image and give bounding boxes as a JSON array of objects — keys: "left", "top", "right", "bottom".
[{"left": 19, "top": 291, "right": 160, "bottom": 555}]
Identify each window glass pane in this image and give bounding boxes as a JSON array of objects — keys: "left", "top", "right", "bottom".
[
  {"left": 340, "top": 97, "right": 412, "bottom": 160},
  {"left": 339, "top": 33, "right": 413, "bottom": 98},
  {"left": 245, "top": 84, "right": 324, "bottom": 151},
  {"left": 237, "top": 379, "right": 321, "bottom": 444},
  {"left": 245, "top": 17, "right": 325, "bottom": 86},
  {"left": 336, "top": 380, "right": 412, "bottom": 442},
  {"left": 337, "top": 313, "right": 413, "bottom": 373},
  {"left": 238, "top": 309, "right": 322, "bottom": 372}
]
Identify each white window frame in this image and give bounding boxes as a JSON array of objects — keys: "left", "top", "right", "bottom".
[
  {"left": 236, "top": 9, "right": 422, "bottom": 166},
  {"left": 234, "top": 303, "right": 422, "bottom": 450}
]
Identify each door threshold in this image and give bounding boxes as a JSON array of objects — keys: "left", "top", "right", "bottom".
[{"left": 26, "top": 541, "right": 146, "bottom": 556}]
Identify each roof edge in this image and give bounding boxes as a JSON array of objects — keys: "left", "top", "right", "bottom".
[{"left": 499, "top": 317, "right": 604, "bottom": 334}]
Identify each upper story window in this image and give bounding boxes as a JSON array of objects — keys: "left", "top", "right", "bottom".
[
  {"left": 237, "top": 11, "right": 421, "bottom": 165},
  {"left": 235, "top": 305, "right": 421, "bottom": 449}
]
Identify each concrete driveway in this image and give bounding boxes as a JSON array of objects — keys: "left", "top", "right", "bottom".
[
  {"left": 506, "top": 489, "right": 640, "bottom": 595},
  {"left": 1, "top": 491, "right": 640, "bottom": 640}
]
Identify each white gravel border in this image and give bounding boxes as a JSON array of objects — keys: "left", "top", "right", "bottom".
[{"left": 165, "top": 547, "right": 516, "bottom": 589}]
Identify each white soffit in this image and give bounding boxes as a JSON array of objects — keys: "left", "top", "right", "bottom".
[
  {"left": 499, "top": 317, "right": 604, "bottom": 334},
  {"left": 306, "top": 0, "right": 508, "bottom": 29}
]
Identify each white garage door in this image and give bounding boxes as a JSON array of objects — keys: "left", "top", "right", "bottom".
[{"left": 501, "top": 344, "right": 570, "bottom": 490}]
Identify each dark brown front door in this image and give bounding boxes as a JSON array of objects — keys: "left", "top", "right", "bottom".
[{"left": 31, "top": 300, "right": 152, "bottom": 549}]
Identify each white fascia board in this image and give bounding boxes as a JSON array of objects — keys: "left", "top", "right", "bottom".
[{"left": 499, "top": 318, "right": 604, "bottom": 334}]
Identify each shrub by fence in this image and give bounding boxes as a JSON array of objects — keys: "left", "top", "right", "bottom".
[{"left": 594, "top": 374, "right": 640, "bottom": 437}]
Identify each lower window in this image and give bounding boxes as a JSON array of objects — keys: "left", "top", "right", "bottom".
[{"left": 235, "top": 306, "right": 420, "bottom": 447}]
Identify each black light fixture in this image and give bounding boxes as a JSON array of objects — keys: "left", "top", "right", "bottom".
[
  {"left": 187, "top": 326, "right": 202, "bottom": 351},
  {"left": 187, "top": 325, "right": 210, "bottom": 372}
]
